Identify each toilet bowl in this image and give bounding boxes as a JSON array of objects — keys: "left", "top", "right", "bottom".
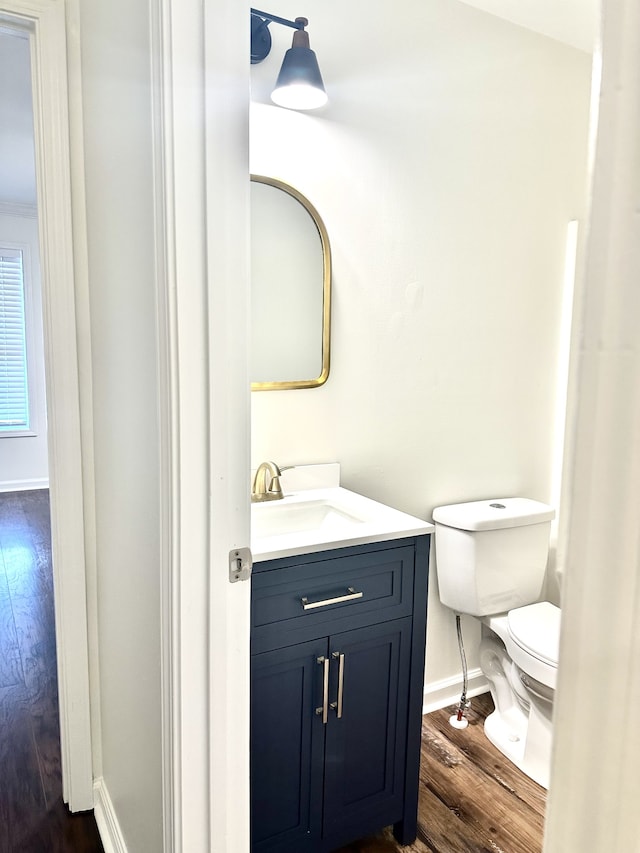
[
  {"left": 480, "top": 601, "right": 560, "bottom": 788},
  {"left": 487, "top": 601, "right": 560, "bottom": 689}
]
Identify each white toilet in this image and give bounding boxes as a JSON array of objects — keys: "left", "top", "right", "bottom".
[{"left": 432, "top": 497, "right": 559, "bottom": 789}]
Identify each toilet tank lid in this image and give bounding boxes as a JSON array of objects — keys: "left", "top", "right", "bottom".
[{"left": 432, "top": 498, "right": 555, "bottom": 531}]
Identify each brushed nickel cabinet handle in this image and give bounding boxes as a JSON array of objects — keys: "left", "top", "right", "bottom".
[
  {"left": 315, "top": 656, "right": 329, "bottom": 724},
  {"left": 331, "top": 652, "right": 345, "bottom": 719},
  {"left": 301, "top": 587, "right": 363, "bottom": 611}
]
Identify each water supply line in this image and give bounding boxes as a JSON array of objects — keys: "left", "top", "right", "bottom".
[{"left": 449, "top": 613, "right": 470, "bottom": 729}]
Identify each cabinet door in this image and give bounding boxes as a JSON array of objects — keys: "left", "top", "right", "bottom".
[
  {"left": 322, "top": 618, "right": 412, "bottom": 849},
  {"left": 251, "top": 638, "right": 327, "bottom": 853}
]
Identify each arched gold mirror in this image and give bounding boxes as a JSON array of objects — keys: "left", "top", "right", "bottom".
[{"left": 251, "top": 175, "right": 331, "bottom": 390}]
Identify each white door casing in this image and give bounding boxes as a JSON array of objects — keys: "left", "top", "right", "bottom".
[
  {"left": 544, "top": 1, "right": 640, "bottom": 850},
  {"left": 152, "top": 0, "right": 251, "bottom": 850},
  {"left": 0, "top": 0, "right": 94, "bottom": 812}
]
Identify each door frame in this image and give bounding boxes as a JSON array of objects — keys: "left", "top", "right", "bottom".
[
  {"left": 544, "top": 1, "right": 640, "bottom": 849},
  {"left": 0, "top": 0, "right": 94, "bottom": 811},
  {"left": 152, "top": 0, "right": 252, "bottom": 850}
]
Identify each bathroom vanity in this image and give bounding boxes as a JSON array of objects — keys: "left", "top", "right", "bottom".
[{"left": 250, "top": 467, "right": 433, "bottom": 852}]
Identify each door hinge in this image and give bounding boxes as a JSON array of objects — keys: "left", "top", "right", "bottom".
[{"left": 229, "top": 546, "right": 253, "bottom": 583}]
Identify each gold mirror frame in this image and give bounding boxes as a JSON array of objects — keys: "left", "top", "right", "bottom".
[{"left": 251, "top": 175, "right": 331, "bottom": 391}]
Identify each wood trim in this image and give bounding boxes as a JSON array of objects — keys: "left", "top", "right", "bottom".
[
  {"left": 153, "top": 2, "right": 212, "bottom": 849},
  {"left": 151, "top": 1, "right": 251, "bottom": 851},
  {"left": 93, "top": 778, "right": 129, "bottom": 853},
  {"left": 203, "top": 0, "right": 251, "bottom": 850},
  {"left": 0, "top": 477, "right": 49, "bottom": 492},
  {"left": 0, "top": 0, "right": 94, "bottom": 813},
  {"left": 64, "top": 0, "right": 102, "bottom": 784},
  {"left": 150, "top": 1, "right": 180, "bottom": 850},
  {"left": 422, "top": 668, "right": 489, "bottom": 714},
  {"left": 545, "top": 2, "right": 640, "bottom": 850}
]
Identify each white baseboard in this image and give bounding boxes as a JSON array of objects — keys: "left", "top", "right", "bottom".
[
  {"left": 0, "top": 477, "right": 49, "bottom": 493},
  {"left": 422, "top": 668, "right": 489, "bottom": 714},
  {"left": 93, "top": 777, "right": 128, "bottom": 853}
]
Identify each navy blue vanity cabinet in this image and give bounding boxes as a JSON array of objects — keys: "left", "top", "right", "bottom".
[
  {"left": 250, "top": 535, "right": 430, "bottom": 853},
  {"left": 251, "top": 639, "right": 326, "bottom": 852}
]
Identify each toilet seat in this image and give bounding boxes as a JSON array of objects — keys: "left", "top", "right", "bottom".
[{"left": 508, "top": 602, "right": 560, "bottom": 667}]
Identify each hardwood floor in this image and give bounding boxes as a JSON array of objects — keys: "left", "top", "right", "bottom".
[
  {"left": 0, "top": 490, "right": 103, "bottom": 853},
  {"left": 334, "top": 694, "right": 546, "bottom": 853}
]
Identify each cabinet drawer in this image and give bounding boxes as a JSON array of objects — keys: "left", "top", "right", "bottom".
[{"left": 252, "top": 544, "right": 415, "bottom": 651}]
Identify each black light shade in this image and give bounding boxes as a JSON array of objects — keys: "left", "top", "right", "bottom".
[{"left": 271, "top": 27, "right": 328, "bottom": 110}]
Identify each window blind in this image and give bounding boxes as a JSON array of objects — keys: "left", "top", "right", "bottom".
[{"left": 0, "top": 248, "right": 30, "bottom": 431}]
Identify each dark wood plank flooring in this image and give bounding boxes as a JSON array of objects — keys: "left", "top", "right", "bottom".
[
  {"left": 334, "top": 694, "right": 546, "bottom": 853},
  {"left": 0, "top": 490, "right": 103, "bottom": 853}
]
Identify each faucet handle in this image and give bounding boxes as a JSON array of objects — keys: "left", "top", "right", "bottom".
[
  {"left": 269, "top": 465, "right": 296, "bottom": 498},
  {"left": 267, "top": 474, "right": 284, "bottom": 499}
]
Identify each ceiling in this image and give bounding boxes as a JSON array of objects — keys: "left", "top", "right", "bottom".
[{"left": 458, "top": 0, "right": 598, "bottom": 53}]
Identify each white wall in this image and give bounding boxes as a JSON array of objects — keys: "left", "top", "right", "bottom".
[
  {"left": 0, "top": 31, "right": 37, "bottom": 207},
  {"left": 78, "top": 1, "right": 163, "bottom": 849},
  {"left": 0, "top": 32, "right": 48, "bottom": 491},
  {"left": 250, "top": 0, "right": 592, "bottom": 694},
  {"left": 0, "top": 207, "right": 48, "bottom": 490}
]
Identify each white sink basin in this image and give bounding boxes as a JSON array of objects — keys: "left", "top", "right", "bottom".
[
  {"left": 251, "top": 486, "right": 434, "bottom": 562},
  {"left": 252, "top": 498, "right": 365, "bottom": 539}
]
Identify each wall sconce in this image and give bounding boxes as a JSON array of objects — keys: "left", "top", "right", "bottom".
[{"left": 250, "top": 8, "right": 328, "bottom": 111}]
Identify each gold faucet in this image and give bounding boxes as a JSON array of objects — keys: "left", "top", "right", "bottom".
[{"left": 251, "top": 461, "right": 286, "bottom": 502}]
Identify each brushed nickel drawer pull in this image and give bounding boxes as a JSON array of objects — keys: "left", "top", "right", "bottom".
[
  {"left": 315, "top": 656, "right": 330, "bottom": 724},
  {"left": 301, "top": 587, "right": 363, "bottom": 611},
  {"left": 331, "top": 652, "right": 345, "bottom": 719}
]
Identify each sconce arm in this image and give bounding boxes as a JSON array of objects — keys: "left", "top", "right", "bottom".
[{"left": 251, "top": 8, "right": 307, "bottom": 31}]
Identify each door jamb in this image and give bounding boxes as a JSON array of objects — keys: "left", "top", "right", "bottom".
[{"left": 0, "top": 0, "right": 95, "bottom": 812}]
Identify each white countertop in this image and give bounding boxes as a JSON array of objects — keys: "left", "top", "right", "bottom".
[{"left": 251, "top": 465, "right": 433, "bottom": 562}]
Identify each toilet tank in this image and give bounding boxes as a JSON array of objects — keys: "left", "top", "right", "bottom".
[{"left": 432, "top": 498, "right": 555, "bottom": 617}]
